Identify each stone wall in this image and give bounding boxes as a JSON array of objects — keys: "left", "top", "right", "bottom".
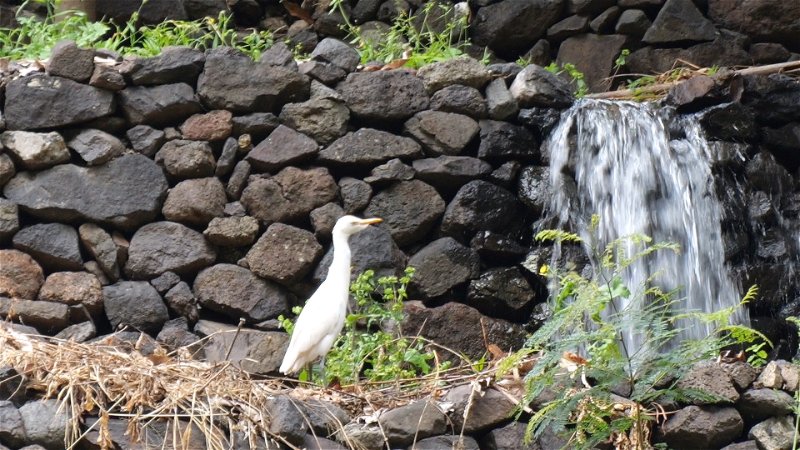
[{"left": 0, "top": 15, "right": 799, "bottom": 449}]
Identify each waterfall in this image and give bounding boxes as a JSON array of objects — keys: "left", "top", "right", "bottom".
[{"left": 544, "top": 99, "right": 748, "bottom": 351}]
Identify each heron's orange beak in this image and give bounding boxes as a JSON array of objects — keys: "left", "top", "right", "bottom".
[{"left": 359, "top": 218, "right": 382, "bottom": 225}]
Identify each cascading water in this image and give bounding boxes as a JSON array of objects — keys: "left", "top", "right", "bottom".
[{"left": 545, "top": 99, "right": 748, "bottom": 352}]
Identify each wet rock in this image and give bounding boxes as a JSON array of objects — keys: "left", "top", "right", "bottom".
[
  {"left": 103, "top": 281, "right": 169, "bottom": 334},
  {"left": 429, "top": 84, "right": 488, "bottom": 119},
  {"left": 677, "top": 361, "right": 740, "bottom": 405},
  {"left": 737, "top": 388, "right": 793, "bottom": 423},
  {"left": 198, "top": 47, "right": 310, "bottom": 113},
  {"left": 118, "top": 83, "right": 203, "bottom": 126},
  {"left": 547, "top": 14, "right": 589, "bottom": 41},
  {"left": 628, "top": 30, "right": 751, "bottom": 75},
  {"left": 66, "top": 128, "right": 125, "bottom": 166},
  {"left": 5, "top": 154, "right": 166, "bottom": 231},
  {"left": 741, "top": 74, "right": 800, "bottom": 125},
  {"left": 162, "top": 177, "right": 227, "bottom": 226},
  {"left": 319, "top": 128, "right": 422, "bottom": 168},
  {"left": 46, "top": 40, "right": 94, "bottom": 82},
  {"left": 643, "top": 0, "right": 716, "bottom": 44},
  {"left": 194, "top": 320, "right": 289, "bottom": 372},
  {"left": 313, "top": 225, "right": 407, "bottom": 283},
  {"left": 13, "top": 223, "right": 83, "bottom": 272},
  {"left": 441, "top": 180, "right": 520, "bottom": 240},
  {"left": 413, "top": 156, "right": 492, "bottom": 192},
  {"left": 125, "top": 221, "right": 216, "bottom": 279},
  {"left": 54, "top": 321, "right": 96, "bottom": 342},
  {"left": 481, "top": 421, "right": 539, "bottom": 450},
  {"left": 517, "top": 165, "right": 552, "bottom": 217},
  {"left": 0, "top": 401, "right": 25, "bottom": 448},
  {"left": 240, "top": 167, "right": 338, "bottom": 224},
  {"left": 195, "top": 264, "right": 289, "bottom": 323},
  {"left": 279, "top": 98, "right": 349, "bottom": 145},
  {"left": 203, "top": 216, "right": 260, "bottom": 247},
  {"left": 0, "top": 298, "right": 70, "bottom": 333},
  {"left": 416, "top": 56, "right": 492, "bottom": 93},
  {"left": 0, "top": 155, "right": 15, "bottom": 187},
  {"left": 245, "top": 223, "right": 323, "bottom": 285},
  {"left": 657, "top": 406, "right": 742, "bottom": 450},
  {"left": 471, "top": 231, "right": 528, "bottom": 264},
  {"left": 748, "top": 415, "right": 794, "bottom": 450},
  {"left": 337, "top": 70, "right": 428, "bottom": 121},
  {"left": 38, "top": 271, "right": 103, "bottom": 316},
  {"left": 745, "top": 152, "right": 792, "bottom": 201},
  {"left": 231, "top": 112, "right": 280, "bottom": 141},
  {"left": 471, "top": 0, "right": 563, "bottom": 58},
  {"left": 163, "top": 281, "right": 199, "bottom": 324},
  {"left": 310, "top": 37, "right": 360, "bottom": 73},
  {"left": 750, "top": 43, "right": 792, "bottom": 64},
  {"left": 246, "top": 125, "right": 320, "bottom": 172},
  {"left": 19, "top": 400, "right": 69, "bottom": 449},
  {"left": 155, "top": 139, "right": 216, "bottom": 179},
  {"left": 339, "top": 177, "right": 372, "bottom": 214},
  {"left": 179, "top": 110, "right": 233, "bottom": 141},
  {"left": 0, "top": 249, "right": 44, "bottom": 299},
  {"left": 709, "top": 0, "right": 800, "bottom": 51},
  {"left": 445, "top": 385, "right": 517, "bottom": 433},
  {"left": 485, "top": 78, "right": 519, "bottom": 120},
  {"left": 404, "top": 110, "right": 479, "bottom": 156},
  {"left": 0, "top": 131, "right": 69, "bottom": 170},
  {"left": 0, "top": 199, "right": 19, "bottom": 243},
  {"left": 126, "top": 125, "right": 165, "bottom": 157},
  {"left": 700, "top": 103, "right": 758, "bottom": 142},
  {"left": 467, "top": 267, "right": 537, "bottom": 320},
  {"left": 556, "top": 34, "right": 629, "bottom": 93},
  {"left": 364, "top": 180, "right": 445, "bottom": 246},
  {"left": 4, "top": 74, "right": 115, "bottom": 130},
  {"left": 128, "top": 46, "right": 205, "bottom": 85},
  {"left": 763, "top": 122, "right": 800, "bottom": 164},
  {"left": 408, "top": 237, "right": 479, "bottom": 298},
  {"left": 378, "top": 401, "right": 447, "bottom": 447},
  {"left": 478, "top": 120, "right": 539, "bottom": 162}
]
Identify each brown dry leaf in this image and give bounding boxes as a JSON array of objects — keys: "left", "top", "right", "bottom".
[
  {"left": 282, "top": 2, "right": 314, "bottom": 24},
  {"left": 486, "top": 343, "right": 506, "bottom": 360},
  {"left": 381, "top": 58, "right": 409, "bottom": 70}
]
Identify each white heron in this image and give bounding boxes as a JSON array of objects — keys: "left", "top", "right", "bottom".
[{"left": 279, "top": 215, "right": 383, "bottom": 375}]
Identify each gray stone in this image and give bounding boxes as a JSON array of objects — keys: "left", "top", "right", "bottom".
[
  {"left": 657, "top": 406, "right": 743, "bottom": 450},
  {"left": 628, "top": 30, "right": 750, "bottom": 75},
  {"left": 721, "top": 361, "right": 759, "bottom": 391},
  {"left": 415, "top": 435, "right": 480, "bottom": 450},
  {"left": 748, "top": 415, "right": 795, "bottom": 450},
  {"left": 155, "top": 139, "right": 216, "bottom": 179},
  {"left": 310, "top": 203, "right": 345, "bottom": 241},
  {"left": 195, "top": 264, "right": 289, "bottom": 323},
  {"left": 337, "top": 70, "right": 429, "bottom": 121},
  {"left": 615, "top": 9, "right": 651, "bottom": 36},
  {"left": 0, "top": 401, "right": 25, "bottom": 448},
  {"left": 19, "top": 400, "right": 69, "bottom": 449},
  {"left": 338, "top": 423, "right": 384, "bottom": 450},
  {"left": 444, "top": 385, "right": 516, "bottom": 433},
  {"left": 416, "top": 56, "right": 492, "bottom": 93},
  {"left": 194, "top": 320, "right": 289, "bottom": 372},
  {"left": 79, "top": 223, "right": 120, "bottom": 282},
  {"left": 0, "top": 131, "right": 69, "bottom": 170},
  {"left": 471, "top": 0, "right": 564, "bottom": 58},
  {"left": 403, "top": 110, "right": 479, "bottom": 156},
  {"left": 510, "top": 64, "right": 573, "bottom": 108},
  {"left": 485, "top": 78, "right": 519, "bottom": 120},
  {"left": 429, "top": 84, "right": 488, "bottom": 119},
  {"left": 467, "top": 267, "right": 537, "bottom": 320},
  {"left": 339, "top": 177, "right": 372, "bottom": 215},
  {"left": 231, "top": 112, "right": 280, "bottom": 141},
  {"left": 198, "top": 46, "right": 310, "bottom": 113},
  {"left": 478, "top": 120, "right": 540, "bottom": 162},
  {"left": 125, "top": 221, "right": 216, "bottom": 279},
  {"left": 310, "top": 38, "right": 360, "bottom": 72},
  {"left": 517, "top": 165, "right": 551, "bottom": 217},
  {"left": 103, "top": 281, "right": 169, "bottom": 334},
  {"left": 245, "top": 223, "right": 323, "bottom": 285},
  {"left": 301, "top": 399, "right": 351, "bottom": 436},
  {"left": 0, "top": 199, "right": 19, "bottom": 243},
  {"left": 378, "top": 401, "right": 447, "bottom": 447},
  {"left": 266, "top": 395, "right": 308, "bottom": 446},
  {"left": 319, "top": 128, "right": 422, "bottom": 168},
  {"left": 409, "top": 237, "right": 479, "bottom": 298},
  {"left": 67, "top": 128, "right": 125, "bottom": 165},
  {"left": 0, "top": 298, "right": 70, "bottom": 333},
  {"left": 298, "top": 60, "right": 347, "bottom": 86},
  {"left": 709, "top": 0, "right": 799, "bottom": 50},
  {"left": 13, "top": 223, "right": 83, "bottom": 272},
  {"left": 737, "top": 388, "right": 794, "bottom": 423},
  {"left": 126, "top": 125, "right": 166, "bottom": 157},
  {"left": 556, "top": 33, "right": 630, "bottom": 92},
  {"left": 0, "top": 249, "right": 44, "bottom": 299},
  {"left": 246, "top": 125, "right": 320, "bottom": 172},
  {"left": 226, "top": 161, "right": 251, "bottom": 200},
  {"left": 644, "top": 0, "right": 717, "bottom": 44},
  {"left": 214, "top": 137, "right": 239, "bottom": 178},
  {"left": 118, "top": 83, "right": 203, "bottom": 126},
  {"left": 4, "top": 74, "right": 115, "bottom": 130},
  {"left": 482, "top": 421, "right": 539, "bottom": 450},
  {"left": 128, "top": 46, "right": 205, "bottom": 85},
  {"left": 677, "top": 361, "right": 740, "bottom": 405},
  {"left": 279, "top": 98, "right": 349, "bottom": 145},
  {"left": 46, "top": 40, "right": 94, "bottom": 82},
  {"left": 203, "top": 216, "right": 260, "bottom": 247},
  {"left": 162, "top": 177, "right": 227, "bottom": 226},
  {"left": 413, "top": 156, "right": 492, "bottom": 192},
  {"left": 590, "top": 6, "right": 621, "bottom": 32},
  {"left": 363, "top": 158, "right": 415, "bottom": 185},
  {"left": 365, "top": 180, "right": 445, "bottom": 247},
  {"left": 546, "top": 14, "right": 589, "bottom": 41},
  {"left": 441, "top": 180, "right": 520, "bottom": 240},
  {"left": 0, "top": 154, "right": 15, "bottom": 187},
  {"left": 313, "top": 225, "right": 407, "bottom": 284},
  {"left": 89, "top": 64, "right": 126, "bottom": 91},
  {"left": 54, "top": 321, "right": 97, "bottom": 342},
  {"left": 721, "top": 441, "right": 760, "bottom": 450},
  {"left": 163, "top": 281, "right": 199, "bottom": 324},
  {"left": 240, "top": 167, "right": 338, "bottom": 224}
]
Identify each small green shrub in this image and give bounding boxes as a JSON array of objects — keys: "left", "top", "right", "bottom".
[{"left": 545, "top": 62, "right": 588, "bottom": 98}]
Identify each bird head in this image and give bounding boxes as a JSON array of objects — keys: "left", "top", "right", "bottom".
[{"left": 333, "top": 215, "right": 382, "bottom": 236}]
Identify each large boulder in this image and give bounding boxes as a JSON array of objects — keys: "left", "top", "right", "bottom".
[
  {"left": 312, "top": 225, "right": 407, "bottom": 283},
  {"left": 240, "top": 167, "right": 338, "bottom": 224},
  {"left": 12, "top": 223, "right": 83, "bottom": 272},
  {"left": 246, "top": 125, "right": 320, "bottom": 172},
  {"left": 117, "top": 83, "right": 203, "bottom": 126},
  {"left": 103, "top": 281, "right": 169, "bottom": 334},
  {"left": 556, "top": 34, "right": 629, "bottom": 93},
  {"left": 194, "top": 264, "right": 290, "bottom": 323},
  {"left": 0, "top": 249, "right": 44, "bottom": 299},
  {"left": 127, "top": 46, "right": 206, "bottom": 85},
  {"left": 364, "top": 180, "right": 445, "bottom": 247},
  {"left": 408, "top": 237, "right": 480, "bottom": 298},
  {"left": 709, "top": 0, "right": 800, "bottom": 51},
  {"left": 657, "top": 406, "right": 743, "bottom": 449},
  {"left": 4, "top": 154, "right": 168, "bottom": 231},
  {"left": 0, "top": 131, "right": 70, "bottom": 170},
  {"left": 441, "top": 180, "right": 520, "bottom": 240},
  {"left": 125, "top": 221, "right": 216, "bottom": 279},
  {"left": 403, "top": 111, "right": 479, "bottom": 156},
  {"left": 336, "top": 70, "right": 429, "bottom": 121},
  {"left": 642, "top": 0, "right": 717, "bottom": 44},
  {"left": 471, "top": 0, "right": 564, "bottom": 58},
  {"left": 4, "top": 74, "right": 115, "bottom": 130},
  {"left": 162, "top": 177, "right": 227, "bottom": 226},
  {"left": 318, "top": 128, "right": 422, "bottom": 168},
  {"left": 245, "top": 223, "right": 323, "bottom": 285}
]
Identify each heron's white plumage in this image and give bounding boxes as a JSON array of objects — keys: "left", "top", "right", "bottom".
[{"left": 279, "top": 215, "right": 382, "bottom": 375}]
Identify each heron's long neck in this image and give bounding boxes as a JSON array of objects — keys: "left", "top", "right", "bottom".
[{"left": 327, "top": 232, "right": 352, "bottom": 291}]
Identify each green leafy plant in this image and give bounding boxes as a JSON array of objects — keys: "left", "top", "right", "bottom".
[
  {"left": 512, "top": 218, "right": 767, "bottom": 449},
  {"left": 786, "top": 316, "right": 800, "bottom": 450},
  {"left": 545, "top": 62, "right": 588, "bottom": 98},
  {"left": 614, "top": 48, "right": 630, "bottom": 71},
  {"left": 280, "top": 267, "right": 445, "bottom": 385}
]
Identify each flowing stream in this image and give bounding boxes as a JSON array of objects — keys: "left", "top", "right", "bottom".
[{"left": 545, "top": 100, "right": 748, "bottom": 351}]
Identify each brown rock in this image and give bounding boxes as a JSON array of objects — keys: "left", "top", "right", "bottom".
[
  {"left": 179, "top": 110, "right": 233, "bottom": 141},
  {"left": 245, "top": 223, "right": 323, "bottom": 284},
  {"left": 240, "top": 167, "right": 338, "bottom": 224},
  {"left": 162, "top": 177, "right": 227, "bottom": 226},
  {"left": 38, "top": 272, "right": 104, "bottom": 316},
  {"left": 0, "top": 249, "right": 44, "bottom": 299}
]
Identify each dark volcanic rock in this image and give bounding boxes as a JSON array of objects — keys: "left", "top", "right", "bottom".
[
  {"left": 19, "top": 400, "right": 69, "bottom": 449},
  {"left": 627, "top": 30, "right": 751, "bottom": 75},
  {"left": 128, "top": 46, "right": 205, "bottom": 85},
  {"left": 194, "top": 264, "right": 290, "bottom": 323},
  {"left": 478, "top": 120, "right": 540, "bottom": 162},
  {"left": 408, "top": 237, "right": 480, "bottom": 298},
  {"left": 12, "top": 223, "right": 83, "bottom": 272},
  {"left": 198, "top": 47, "right": 310, "bottom": 113},
  {"left": 415, "top": 56, "right": 492, "bottom": 93},
  {"left": 471, "top": 231, "right": 529, "bottom": 264},
  {"left": 467, "top": 267, "right": 537, "bottom": 321},
  {"left": 429, "top": 84, "right": 488, "bottom": 119},
  {"left": 46, "top": 40, "right": 94, "bottom": 82},
  {"left": 118, "top": 83, "right": 203, "bottom": 126},
  {"left": 203, "top": 216, "right": 260, "bottom": 247},
  {"left": 195, "top": 319, "right": 289, "bottom": 373},
  {"left": 245, "top": 223, "right": 323, "bottom": 285},
  {"left": 445, "top": 385, "right": 517, "bottom": 434},
  {"left": 615, "top": 9, "right": 651, "bottom": 36},
  {"left": 403, "top": 301, "right": 527, "bottom": 360},
  {"left": 240, "top": 167, "right": 338, "bottom": 224},
  {"left": 155, "top": 139, "right": 216, "bottom": 179},
  {"left": 246, "top": 125, "right": 320, "bottom": 172},
  {"left": 67, "top": 128, "right": 126, "bottom": 165},
  {"left": 737, "top": 388, "right": 794, "bottom": 423},
  {"left": 517, "top": 165, "right": 552, "bottom": 217},
  {"left": 378, "top": 401, "right": 447, "bottom": 447},
  {"left": 482, "top": 422, "right": 539, "bottom": 450},
  {"left": 0, "top": 199, "right": 19, "bottom": 243},
  {"left": 441, "top": 180, "right": 520, "bottom": 240},
  {"left": 510, "top": 64, "right": 573, "bottom": 108},
  {"left": 231, "top": 112, "right": 280, "bottom": 141},
  {"left": 364, "top": 158, "right": 415, "bottom": 185},
  {"left": 313, "top": 225, "right": 407, "bottom": 283},
  {"left": 310, "top": 37, "right": 360, "bottom": 73},
  {"left": 126, "top": 125, "right": 166, "bottom": 157},
  {"left": 709, "top": 0, "right": 800, "bottom": 51},
  {"left": 336, "top": 70, "right": 429, "bottom": 121},
  {"left": 643, "top": 0, "right": 717, "bottom": 44},
  {"left": 4, "top": 74, "right": 115, "bottom": 130},
  {"left": 265, "top": 395, "right": 308, "bottom": 446},
  {"left": 413, "top": 156, "right": 492, "bottom": 192},
  {"left": 279, "top": 98, "right": 349, "bottom": 145},
  {"left": 103, "top": 281, "right": 169, "bottom": 334},
  {"left": 699, "top": 103, "right": 758, "bottom": 142},
  {"left": 471, "top": 0, "right": 564, "bottom": 58},
  {"left": 125, "top": 221, "right": 216, "bottom": 279},
  {"left": 339, "top": 177, "right": 372, "bottom": 214},
  {"left": 3, "top": 155, "right": 167, "bottom": 231},
  {"left": 485, "top": 78, "right": 519, "bottom": 120},
  {"left": 556, "top": 34, "right": 629, "bottom": 93},
  {"left": 79, "top": 223, "right": 121, "bottom": 281},
  {"left": 657, "top": 406, "right": 742, "bottom": 450},
  {"left": 364, "top": 180, "right": 446, "bottom": 246},
  {"left": 676, "top": 361, "right": 740, "bottom": 405},
  {"left": 547, "top": 14, "right": 589, "bottom": 41},
  {"left": 319, "top": 128, "right": 422, "bottom": 168},
  {"left": 162, "top": 177, "right": 227, "bottom": 226},
  {"left": 403, "top": 110, "right": 479, "bottom": 156},
  {"left": 741, "top": 74, "right": 800, "bottom": 125}
]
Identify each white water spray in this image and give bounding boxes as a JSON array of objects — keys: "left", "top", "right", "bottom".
[{"left": 546, "top": 100, "right": 748, "bottom": 351}]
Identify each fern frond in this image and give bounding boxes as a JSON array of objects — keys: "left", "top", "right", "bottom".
[
  {"left": 740, "top": 284, "right": 759, "bottom": 305},
  {"left": 535, "top": 229, "right": 583, "bottom": 243}
]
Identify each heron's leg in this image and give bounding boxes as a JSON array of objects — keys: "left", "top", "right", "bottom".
[{"left": 319, "top": 356, "right": 327, "bottom": 385}]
